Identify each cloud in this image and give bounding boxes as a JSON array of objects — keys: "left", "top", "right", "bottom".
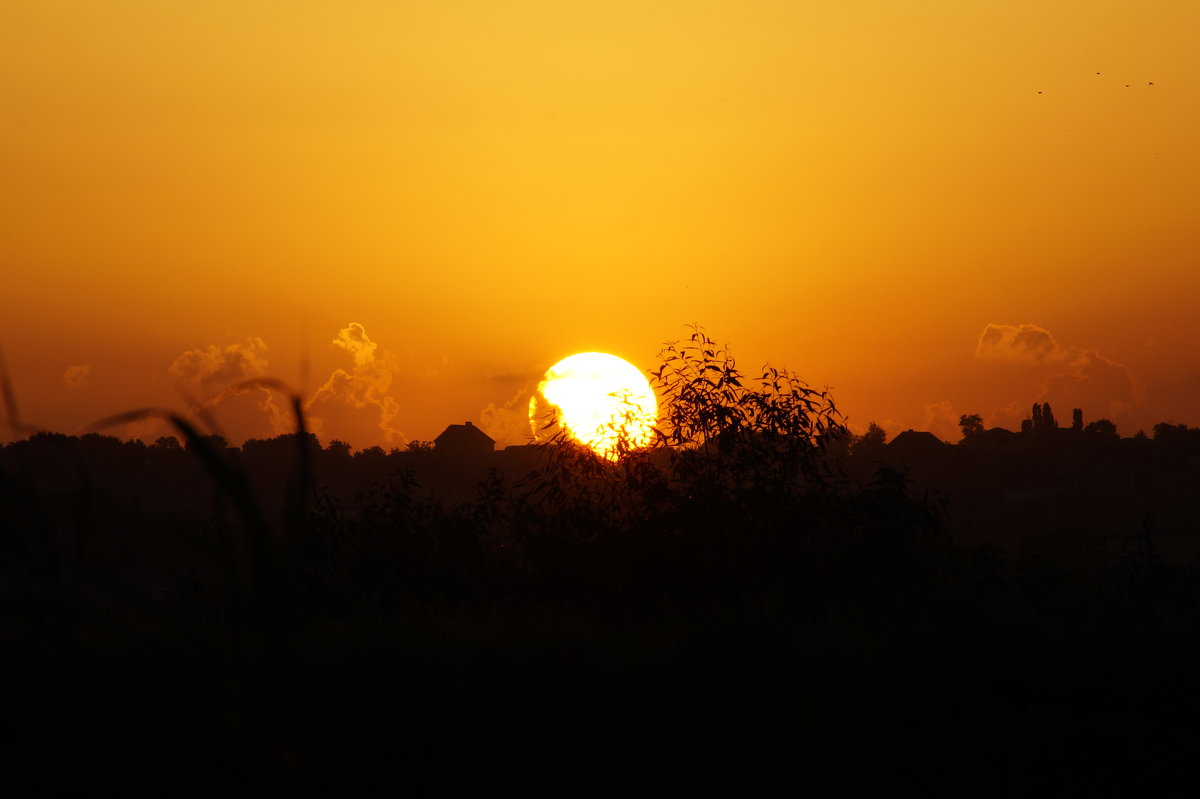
[
  {"left": 305, "top": 323, "right": 405, "bottom": 445},
  {"left": 1040, "top": 348, "right": 1140, "bottom": 424},
  {"left": 169, "top": 337, "right": 270, "bottom": 390},
  {"left": 987, "top": 400, "right": 1028, "bottom": 432},
  {"left": 479, "top": 384, "right": 536, "bottom": 448},
  {"left": 166, "top": 336, "right": 289, "bottom": 441},
  {"left": 332, "top": 322, "right": 379, "bottom": 369},
  {"left": 63, "top": 364, "right": 91, "bottom": 389},
  {"left": 974, "top": 323, "right": 1065, "bottom": 364},
  {"left": 921, "top": 400, "right": 961, "bottom": 442}
]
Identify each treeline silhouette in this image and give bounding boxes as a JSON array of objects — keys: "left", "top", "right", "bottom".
[
  {"left": 3, "top": 329, "right": 1200, "bottom": 794},
  {"left": 846, "top": 404, "right": 1200, "bottom": 561}
]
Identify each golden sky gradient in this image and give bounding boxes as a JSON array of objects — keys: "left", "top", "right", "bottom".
[{"left": 2, "top": 1, "right": 1198, "bottom": 448}]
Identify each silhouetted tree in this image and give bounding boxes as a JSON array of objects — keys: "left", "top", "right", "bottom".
[
  {"left": 852, "top": 422, "right": 887, "bottom": 456},
  {"left": 1152, "top": 422, "right": 1200, "bottom": 458},
  {"left": 1027, "top": 402, "right": 1058, "bottom": 435},
  {"left": 327, "top": 439, "right": 352, "bottom": 458},
  {"left": 1153, "top": 422, "right": 1190, "bottom": 442},
  {"left": 958, "top": 413, "right": 984, "bottom": 440},
  {"left": 1041, "top": 402, "right": 1057, "bottom": 430},
  {"left": 356, "top": 445, "right": 386, "bottom": 460},
  {"left": 152, "top": 435, "right": 182, "bottom": 451},
  {"left": 243, "top": 431, "right": 321, "bottom": 465},
  {"left": 650, "top": 325, "right": 846, "bottom": 487},
  {"left": 1072, "top": 408, "right": 1083, "bottom": 431},
  {"left": 1084, "top": 419, "right": 1118, "bottom": 439},
  {"left": 652, "top": 326, "right": 845, "bottom": 456}
]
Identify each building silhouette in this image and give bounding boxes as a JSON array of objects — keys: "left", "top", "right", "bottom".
[
  {"left": 434, "top": 421, "right": 495, "bottom": 458},
  {"left": 887, "top": 429, "right": 946, "bottom": 456}
]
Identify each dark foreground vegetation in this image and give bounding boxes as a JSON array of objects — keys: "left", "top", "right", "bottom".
[{"left": 3, "top": 331, "right": 1200, "bottom": 795}]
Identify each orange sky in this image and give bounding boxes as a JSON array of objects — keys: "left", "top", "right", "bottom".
[{"left": 3, "top": 1, "right": 1198, "bottom": 448}]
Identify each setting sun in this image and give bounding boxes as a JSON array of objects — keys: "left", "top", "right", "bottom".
[{"left": 530, "top": 352, "right": 657, "bottom": 459}]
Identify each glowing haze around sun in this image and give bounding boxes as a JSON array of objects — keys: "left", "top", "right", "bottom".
[{"left": 529, "top": 353, "right": 658, "bottom": 459}]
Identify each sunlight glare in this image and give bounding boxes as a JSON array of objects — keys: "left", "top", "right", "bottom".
[{"left": 530, "top": 352, "right": 657, "bottom": 459}]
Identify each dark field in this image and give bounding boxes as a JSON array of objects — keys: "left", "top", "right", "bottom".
[{"left": 4, "top": 423, "right": 1200, "bottom": 796}]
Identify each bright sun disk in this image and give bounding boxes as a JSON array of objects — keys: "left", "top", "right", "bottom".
[{"left": 529, "top": 352, "right": 657, "bottom": 459}]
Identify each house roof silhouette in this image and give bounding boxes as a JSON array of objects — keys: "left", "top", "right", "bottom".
[
  {"left": 887, "top": 429, "right": 946, "bottom": 452},
  {"left": 434, "top": 421, "right": 494, "bottom": 455},
  {"left": 961, "top": 426, "right": 1020, "bottom": 448}
]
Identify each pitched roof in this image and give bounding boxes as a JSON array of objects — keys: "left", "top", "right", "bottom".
[
  {"left": 434, "top": 421, "right": 495, "bottom": 450},
  {"left": 887, "top": 429, "right": 946, "bottom": 449}
]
